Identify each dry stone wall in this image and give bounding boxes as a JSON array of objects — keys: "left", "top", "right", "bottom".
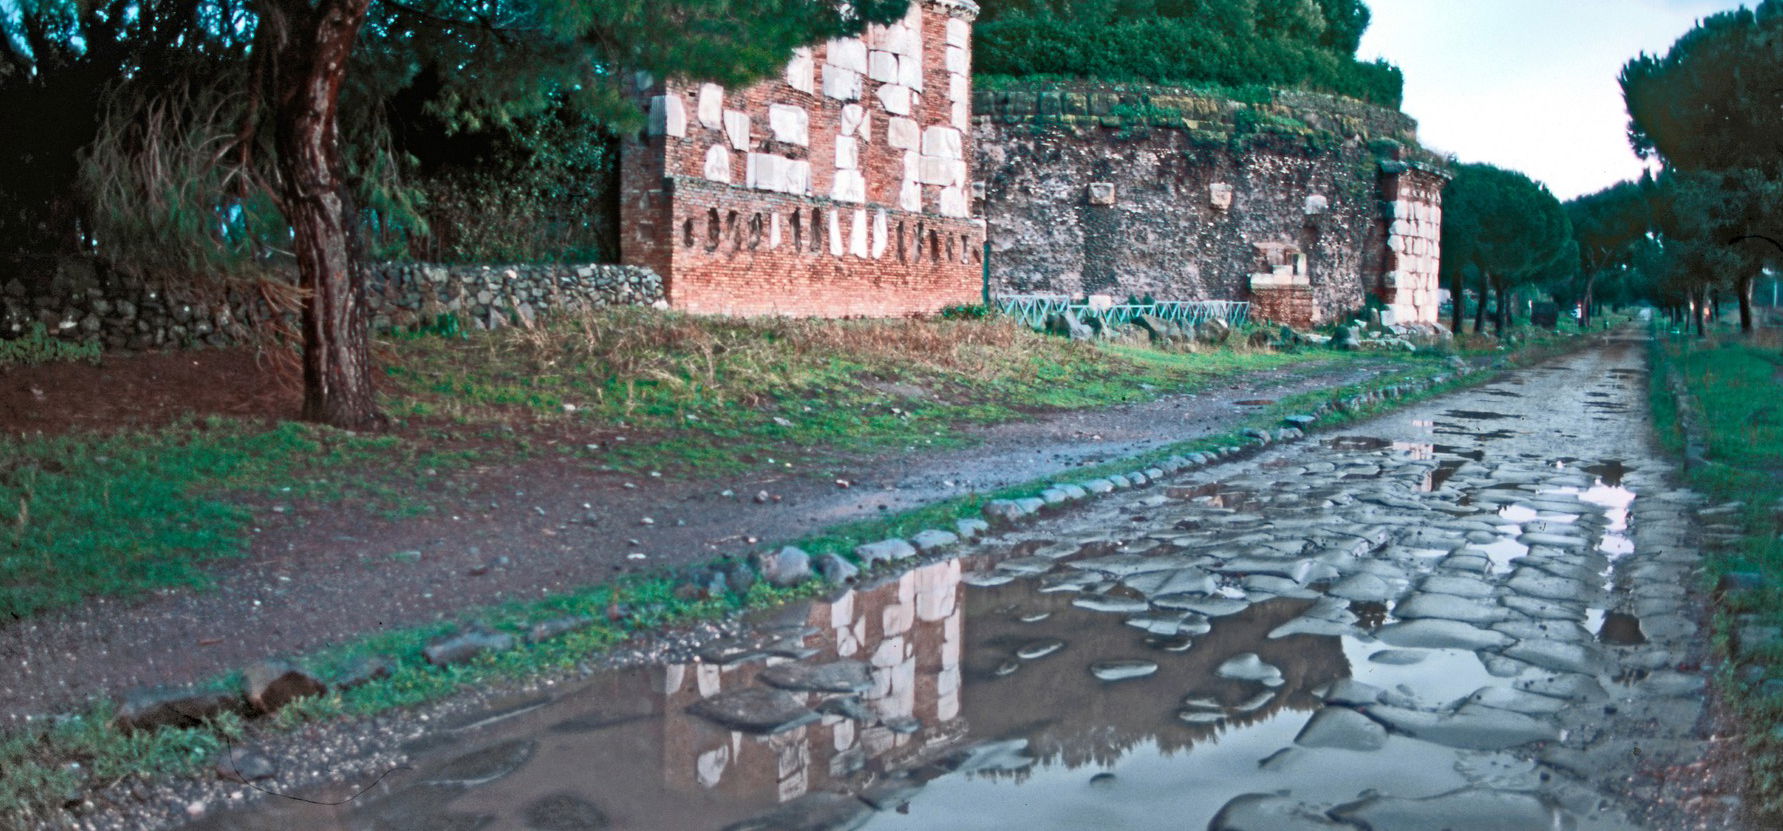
[
  {"left": 619, "top": 0, "right": 985, "bottom": 317},
  {"left": 1, "top": 257, "right": 662, "bottom": 350},
  {"left": 975, "top": 84, "right": 1448, "bottom": 329}
]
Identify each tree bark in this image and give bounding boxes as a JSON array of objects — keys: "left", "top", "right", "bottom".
[
  {"left": 1493, "top": 283, "right": 1507, "bottom": 338},
  {"left": 1449, "top": 269, "right": 1464, "bottom": 334},
  {"left": 1474, "top": 271, "right": 1489, "bottom": 334},
  {"left": 1695, "top": 286, "right": 1708, "bottom": 337},
  {"left": 1737, "top": 273, "right": 1754, "bottom": 333},
  {"left": 1580, "top": 274, "right": 1596, "bottom": 328},
  {"left": 263, "top": 0, "right": 379, "bottom": 429}
]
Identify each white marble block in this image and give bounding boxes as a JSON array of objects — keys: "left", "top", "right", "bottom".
[
  {"left": 786, "top": 48, "right": 815, "bottom": 93},
  {"left": 703, "top": 144, "right": 731, "bottom": 183},
  {"left": 876, "top": 84, "right": 912, "bottom": 115},
  {"left": 869, "top": 50, "right": 899, "bottom": 83},
  {"left": 823, "top": 65, "right": 863, "bottom": 100},
  {"left": 921, "top": 126, "right": 962, "bottom": 160},
  {"left": 768, "top": 104, "right": 810, "bottom": 146},
  {"left": 887, "top": 117, "right": 920, "bottom": 150},
  {"left": 697, "top": 84, "right": 724, "bottom": 129},
  {"left": 723, "top": 110, "right": 751, "bottom": 151}
]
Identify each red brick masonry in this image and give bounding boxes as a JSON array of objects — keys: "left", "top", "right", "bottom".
[{"left": 621, "top": 0, "right": 984, "bottom": 317}]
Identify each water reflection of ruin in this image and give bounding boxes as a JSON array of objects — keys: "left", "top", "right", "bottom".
[
  {"left": 959, "top": 588, "right": 1350, "bottom": 778},
  {"left": 659, "top": 559, "right": 968, "bottom": 806},
  {"left": 187, "top": 551, "right": 1350, "bottom": 829}
]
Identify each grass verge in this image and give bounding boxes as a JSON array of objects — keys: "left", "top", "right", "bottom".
[
  {"left": 1648, "top": 326, "right": 1783, "bottom": 816},
  {"left": 0, "top": 322, "right": 1613, "bottom": 824}
]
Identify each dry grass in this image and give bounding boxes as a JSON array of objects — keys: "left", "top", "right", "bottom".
[{"left": 392, "top": 307, "right": 1109, "bottom": 416}]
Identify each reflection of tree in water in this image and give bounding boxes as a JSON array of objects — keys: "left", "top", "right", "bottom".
[{"left": 957, "top": 586, "right": 1352, "bottom": 779}]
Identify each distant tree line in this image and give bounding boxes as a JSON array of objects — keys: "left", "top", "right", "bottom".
[
  {"left": 974, "top": 0, "right": 1403, "bottom": 107},
  {"left": 1437, "top": 2, "right": 1783, "bottom": 338}
]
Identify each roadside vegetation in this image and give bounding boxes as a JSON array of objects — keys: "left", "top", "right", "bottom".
[
  {"left": 1649, "top": 324, "right": 1783, "bottom": 816},
  {"left": 1, "top": 309, "right": 1409, "bottom": 623}
]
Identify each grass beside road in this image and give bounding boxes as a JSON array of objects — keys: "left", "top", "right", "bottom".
[
  {"left": 1649, "top": 327, "right": 1783, "bottom": 816},
  {"left": 0, "top": 309, "right": 1386, "bottom": 623}
]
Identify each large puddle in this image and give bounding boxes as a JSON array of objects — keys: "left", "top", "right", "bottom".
[{"left": 189, "top": 362, "right": 1672, "bottom": 831}]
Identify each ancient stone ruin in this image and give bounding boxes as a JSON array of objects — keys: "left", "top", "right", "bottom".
[
  {"left": 7, "top": 0, "right": 1452, "bottom": 347},
  {"left": 974, "top": 85, "right": 1451, "bottom": 329},
  {"left": 619, "top": 0, "right": 986, "bottom": 317}
]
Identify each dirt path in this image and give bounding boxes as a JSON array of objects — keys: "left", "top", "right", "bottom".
[{"left": 0, "top": 359, "right": 1408, "bottom": 719}]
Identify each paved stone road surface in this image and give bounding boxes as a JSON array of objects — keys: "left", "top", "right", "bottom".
[{"left": 180, "top": 338, "right": 1738, "bottom": 831}]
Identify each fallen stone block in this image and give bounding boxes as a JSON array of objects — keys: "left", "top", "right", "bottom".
[
  {"left": 909, "top": 529, "right": 959, "bottom": 552},
  {"left": 114, "top": 685, "right": 241, "bottom": 732},
  {"left": 818, "top": 553, "right": 861, "bottom": 584},
  {"left": 526, "top": 616, "right": 595, "bottom": 644},
  {"left": 855, "top": 538, "right": 917, "bottom": 566},
  {"left": 241, "top": 658, "right": 328, "bottom": 715},
  {"left": 424, "top": 627, "right": 516, "bottom": 667},
  {"left": 756, "top": 546, "right": 813, "bottom": 587}
]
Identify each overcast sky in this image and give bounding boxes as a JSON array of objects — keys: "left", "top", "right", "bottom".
[{"left": 1359, "top": 0, "right": 1751, "bottom": 201}]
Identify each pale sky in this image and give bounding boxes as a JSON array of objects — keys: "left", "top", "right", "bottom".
[{"left": 1359, "top": 0, "right": 1750, "bottom": 201}]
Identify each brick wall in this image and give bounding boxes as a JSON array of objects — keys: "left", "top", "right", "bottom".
[{"left": 621, "top": 0, "right": 985, "bottom": 317}]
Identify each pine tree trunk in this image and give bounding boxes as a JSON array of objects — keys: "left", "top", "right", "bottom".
[
  {"left": 1737, "top": 273, "right": 1754, "bottom": 333},
  {"left": 1493, "top": 284, "right": 1507, "bottom": 337},
  {"left": 1449, "top": 269, "right": 1464, "bottom": 334},
  {"left": 1695, "top": 287, "right": 1708, "bottom": 337},
  {"left": 1580, "top": 274, "right": 1596, "bottom": 328},
  {"left": 1474, "top": 272, "right": 1489, "bottom": 334},
  {"left": 265, "top": 0, "right": 379, "bottom": 429}
]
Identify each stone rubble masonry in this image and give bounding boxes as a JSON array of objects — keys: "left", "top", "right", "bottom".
[
  {"left": 975, "top": 84, "right": 1450, "bottom": 329},
  {"left": 0, "top": 256, "right": 663, "bottom": 350},
  {"left": 622, "top": 0, "right": 984, "bottom": 317}
]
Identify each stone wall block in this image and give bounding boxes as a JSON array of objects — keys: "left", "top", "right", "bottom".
[
  {"left": 876, "top": 84, "right": 912, "bottom": 116},
  {"left": 840, "top": 104, "right": 867, "bottom": 137},
  {"left": 723, "top": 110, "right": 752, "bottom": 151},
  {"left": 703, "top": 144, "right": 733, "bottom": 183},
  {"left": 887, "top": 117, "right": 920, "bottom": 150},
  {"left": 823, "top": 65, "right": 863, "bottom": 101},
  {"left": 921, "top": 126, "right": 962, "bottom": 160},
  {"left": 897, "top": 55, "right": 924, "bottom": 91},
  {"left": 767, "top": 104, "right": 810, "bottom": 147},
  {"left": 786, "top": 48, "right": 816, "bottom": 94},
  {"left": 827, "top": 38, "right": 869, "bottom": 73},
  {"left": 697, "top": 84, "right": 725, "bottom": 129},
  {"left": 869, "top": 51, "right": 900, "bottom": 83}
]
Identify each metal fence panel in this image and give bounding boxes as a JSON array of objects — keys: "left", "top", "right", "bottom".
[{"left": 993, "top": 295, "right": 1250, "bottom": 330}]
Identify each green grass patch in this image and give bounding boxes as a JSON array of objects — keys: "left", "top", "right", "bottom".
[
  {"left": 0, "top": 419, "right": 472, "bottom": 621},
  {"left": 1649, "top": 326, "right": 1783, "bottom": 815}
]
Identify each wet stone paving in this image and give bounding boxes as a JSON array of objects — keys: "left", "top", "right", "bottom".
[{"left": 190, "top": 340, "right": 1736, "bottom": 831}]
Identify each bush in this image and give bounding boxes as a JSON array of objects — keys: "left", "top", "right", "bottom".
[
  {"left": 938, "top": 303, "right": 992, "bottom": 321},
  {"left": 0, "top": 324, "right": 102, "bottom": 368},
  {"left": 975, "top": 1, "right": 1403, "bottom": 108}
]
